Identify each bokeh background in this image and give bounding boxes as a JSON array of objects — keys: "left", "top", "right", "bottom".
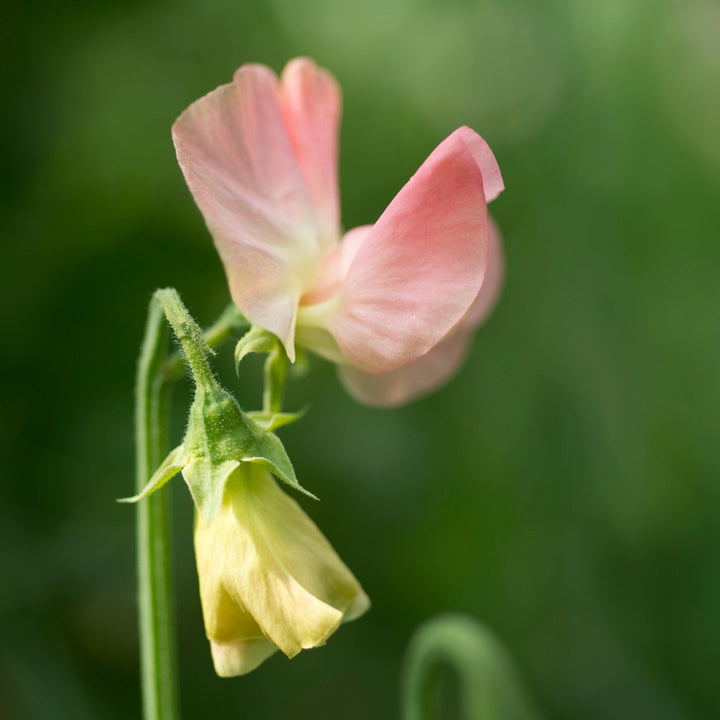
[{"left": 2, "top": 0, "right": 719, "bottom": 718}]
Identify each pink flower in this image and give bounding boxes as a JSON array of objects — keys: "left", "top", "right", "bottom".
[{"left": 172, "top": 58, "right": 504, "bottom": 406}]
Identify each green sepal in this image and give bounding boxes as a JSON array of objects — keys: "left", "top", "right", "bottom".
[
  {"left": 118, "top": 445, "right": 187, "bottom": 503},
  {"left": 247, "top": 408, "right": 308, "bottom": 432},
  {"left": 183, "top": 381, "right": 315, "bottom": 522},
  {"left": 234, "top": 325, "right": 277, "bottom": 372},
  {"left": 181, "top": 455, "right": 241, "bottom": 523},
  {"left": 241, "top": 428, "right": 315, "bottom": 500}
]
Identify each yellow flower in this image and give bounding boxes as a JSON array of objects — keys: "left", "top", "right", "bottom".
[{"left": 194, "top": 463, "right": 370, "bottom": 676}]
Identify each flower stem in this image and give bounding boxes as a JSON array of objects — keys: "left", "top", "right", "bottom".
[
  {"left": 263, "top": 344, "right": 288, "bottom": 415},
  {"left": 162, "top": 301, "right": 247, "bottom": 383},
  {"left": 135, "top": 295, "right": 180, "bottom": 720}
]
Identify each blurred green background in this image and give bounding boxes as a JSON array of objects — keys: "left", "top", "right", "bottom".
[{"left": 2, "top": 0, "right": 719, "bottom": 718}]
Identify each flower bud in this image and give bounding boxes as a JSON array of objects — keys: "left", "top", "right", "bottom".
[{"left": 195, "top": 463, "right": 369, "bottom": 676}]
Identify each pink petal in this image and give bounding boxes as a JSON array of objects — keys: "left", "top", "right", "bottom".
[
  {"left": 172, "top": 64, "right": 325, "bottom": 359},
  {"left": 300, "top": 225, "right": 372, "bottom": 306},
  {"left": 337, "top": 225, "right": 372, "bottom": 276},
  {"left": 457, "top": 127, "right": 504, "bottom": 203},
  {"left": 331, "top": 127, "right": 494, "bottom": 373},
  {"left": 461, "top": 214, "right": 505, "bottom": 329},
  {"left": 279, "top": 59, "right": 342, "bottom": 255},
  {"left": 339, "top": 330, "right": 473, "bottom": 407},
  {"left": 338, "top": 218, "right": 504, "bottom": 406}
]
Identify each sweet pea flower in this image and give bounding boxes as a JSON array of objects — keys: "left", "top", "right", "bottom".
[
  {"left": 172, "top": 58, "right": 504, "bottom": 406},
  {"left": 195, "top": 463, "right": 370, "bottom": 676}
]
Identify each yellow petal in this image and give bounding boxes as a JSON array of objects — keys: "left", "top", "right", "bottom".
[
  {"left": 194, "top": 464, "right": 369, "bottom": 674},
  {"left": 210, "top": 638, "right": 278, "bottom": 677}
]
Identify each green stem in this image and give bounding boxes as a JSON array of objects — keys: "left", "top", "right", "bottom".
[
  {"left": 263, "top": 345, "right": 288, "bottom": 415},
  {"left": 401, "top": 615, "right": 541, "bottom": 720},
  {"left": 163, "top": 302, "right": 246, "bottom": 382},
  {"left": 135, "top": 296, "right": 180, "bottom": 720}
]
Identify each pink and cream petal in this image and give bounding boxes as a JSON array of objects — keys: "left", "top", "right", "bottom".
[
  {"left": 331, "top": 128, "right": 492, "bottom": 373},
  {"left": 299, "top": 225, "right": 372, "bottom": 307},
  {"left": 172, "top": 64, "right": 324, "bottom": 358},
  {"left": 338, "top": 329, "right": 473, "bottom": 407},
  {"left": 279, "top": 58, "right": 342, "bottom": 253}
]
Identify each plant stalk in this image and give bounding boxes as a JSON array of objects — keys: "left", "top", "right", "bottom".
[{"left": 135, "top": 296, "right": 180, "bottom": 720}]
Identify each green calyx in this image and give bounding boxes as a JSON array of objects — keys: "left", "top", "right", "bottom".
[
  {"left": 180, "top": 380, "right": 315, "bottom": 521},
  {"left": 120, "top": 289, "right": 314, "bottom": 522}
]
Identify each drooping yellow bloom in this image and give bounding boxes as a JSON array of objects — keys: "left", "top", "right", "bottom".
[{"left": 194, "top": 463, "right": 370, "bottom": 676}]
